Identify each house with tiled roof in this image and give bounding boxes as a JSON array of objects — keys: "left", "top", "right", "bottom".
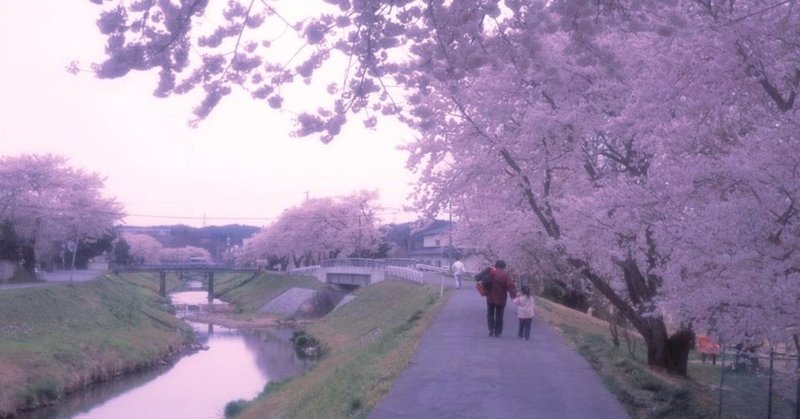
[
  {"left": 407, "top": 219, "right": 454, "bottom": 268},
  {"left": 384, "top": 219, "right": 485, "bottom": 273}
]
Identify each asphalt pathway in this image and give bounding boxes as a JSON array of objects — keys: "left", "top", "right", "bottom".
[
  {"left": 369, "top": 279, "right": 631, "bottom": 419},
  {"left": 0, "top": 268, "right": 106, "bottom": 290}
]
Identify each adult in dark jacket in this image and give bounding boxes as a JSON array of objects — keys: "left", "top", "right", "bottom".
[{"left": 486, "top": 260, "right": 517, "bottom": 337}]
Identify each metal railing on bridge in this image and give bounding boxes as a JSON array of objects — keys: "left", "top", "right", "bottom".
[
  {"left": 288, "top": 258, "right": 424, "bottom": 283},
  {"left": 385, "top": 266, "right": 423, "bottom": 283},
  {"left": 320, "top": 258, "right": 386, "bottom": 269},
  {"left": 287, "top": 265, "right": 320, "bottom": 276},
  {"left": 109, "top": 263, "right": 258, "bottom": 299},
  {"left": 384, "top": 258, "right": 419, "bottom": 268},
  {"left": 317, "top": 258, "right": 425, "bottom": 269},
  {"left": 111, "top": 263, "right": 258, "bottom": 273},
  {"left": 414, "top": 263, "right": 450, "bottom": 274}
]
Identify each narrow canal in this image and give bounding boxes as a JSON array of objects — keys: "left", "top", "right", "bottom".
[{"left": 19, "top": 286, "right": 312, "bottom": 419}]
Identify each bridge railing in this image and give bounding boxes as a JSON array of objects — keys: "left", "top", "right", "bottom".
[
  {"left": 111, "top": 263, "right": 258, "bottom": 273},
  {"left": 383, "top": 258, "right": 419, "bottom": 267},
  {"left": 287, "top": 265, "right": 320, "bottom": 276},
  {"left": 385, "top": 266, "right": 423, "bottom": 283},
  {"left": 320, "top": 258, "right": 386, "bottom": 269},
  {"left": 414, "top": 263, "right": 450, "bottom": 274}
]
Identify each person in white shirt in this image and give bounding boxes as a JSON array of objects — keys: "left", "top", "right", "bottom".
[
  {"left": 513, "top": 285, "right": 535, "bottom": 340},
  {"left": 451, "top": 257, "right": 465, "bottom": 289}
]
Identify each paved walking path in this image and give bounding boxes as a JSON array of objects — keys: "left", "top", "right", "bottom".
[
  {"left": 0, "top": 268, "right": 105, "bottom": 290},
  {"left": 369, "top": 279, "right": 631, "bottom": 419}
]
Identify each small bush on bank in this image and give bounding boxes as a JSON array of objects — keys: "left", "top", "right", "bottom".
[
  {"left": 348, "top": 397, "right": 363, "bottom": 414},
  {"left": 291, "top": 330, "right": 322, "bottom": 359},
  {"left": 17, "top": 378, "right": 60, "bottom": 409},
  {"left": 263, "top": 378, "right": 289, "bottom": 395},
  {"left": 224, "top": 399, "right": 250, "bottom": 418}
]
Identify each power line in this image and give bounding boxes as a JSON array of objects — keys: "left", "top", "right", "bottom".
[
  {"left": 124, "top": 209, "right": 415, "bottom": 222},
  {"left": 122, "top": 191, "right": 310, "bottom": 206},
  {"left": 5, "top": 203, "right": 417, "bottom": 223}
]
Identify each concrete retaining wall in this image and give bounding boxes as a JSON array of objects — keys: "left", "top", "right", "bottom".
[{"left": 315, "top": 266, "right": 385, "bottom": 285}]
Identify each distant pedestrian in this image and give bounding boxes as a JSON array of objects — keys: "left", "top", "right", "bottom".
[
  {"left": 513, "top": 285, "right": 535, "bottom": 340},
  {"left": 485, "top": 260, "right": 517, "bottom": 337},
  {"left": 451, "top": 257, "right": 465, "bottom": 289}
]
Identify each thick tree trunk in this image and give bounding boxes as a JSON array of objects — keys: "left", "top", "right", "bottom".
[
  {"left": 568, "top": 256, "right": 691, "bottom": 375},
  {"left": 22, "top": 241, "right": 36, "bottom": 278},
  {"left": 622, "top": 305, "right": 693, "bottom": 375},
  {"left": 632, "top": 313, "right": 693, "bottom": 375},
  {"left": 498, "top": 147, "right": 689, "bottom": 374},
  {"left": 667, "top": 328, "right": 695, "bottom": 376},
  {"left": 291, "top": 254, "right": 304, "bottom": 269},
  {"left": 640, "top": 317, "right": 670, "bottom": 367}
]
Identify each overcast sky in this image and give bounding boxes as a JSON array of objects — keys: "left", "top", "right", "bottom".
[{"left": 0, "top": 1, "right": 419, "bottom": 228}]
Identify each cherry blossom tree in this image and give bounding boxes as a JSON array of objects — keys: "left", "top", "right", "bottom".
[
  {"left": 403, "top": 1, "right": 800, "bottom": 372},
  {"left": 121, "top": 233, "right": 163, "bottom": 265},
  {"left": 85, "top": 1, "right": 800, "bottom": 373},
  {"left": 240, "top": 191, "right": 382, "bottom": 267},
  {"left": 159, "top": 245, "right": 212, "bottom": 263},
  {"left": 239, "top": 228, "right": 287, "bottom": 269},
  {"left": 0, "top": 154, "right": 124, "bottom": 274},
  {"left": 609, "top": 0, "right": 800, "bottom": 358}
]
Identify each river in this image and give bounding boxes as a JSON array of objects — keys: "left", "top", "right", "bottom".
[{"left": 19, "top": 287, "right": 312, "bottom": 419}]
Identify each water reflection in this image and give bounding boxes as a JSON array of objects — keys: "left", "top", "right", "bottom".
[
  {"left": 171, "top": 280, "right": 224, "bottom": 308},
  {"left": 19, "top": 291, "right": 312, "bottom": 419},
  {"left": 172, "top": 290, "right": 221, "bottom": 303}
]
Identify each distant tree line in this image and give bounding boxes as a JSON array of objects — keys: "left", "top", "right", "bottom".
[{"left": 111, "top": 224, "right": 260, "bottom": 266}]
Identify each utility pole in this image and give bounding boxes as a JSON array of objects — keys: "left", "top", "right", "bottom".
[
  {"left": 448, "top": 201, "right": 453, "bottom": 269},
  {"left": 67, "top": 222, "right": 83, "bottom": 285},
  {"left": 68, "top": 234, "right": 78, "bottom": 285}
]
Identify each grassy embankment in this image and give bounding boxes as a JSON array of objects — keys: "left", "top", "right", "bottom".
[
  {"left": 536, "top": 297, "right": 726, "bottom": 419},
  {"left": 184, "top": 272, "right": 331, "bottom": 328},
  {"left": 214, "top": 272, "right": 329, "bottom": 313},
  {"left": 0, "top": 273, "right": 193, "bottom": 417},
  {"left": 210, "top": 274, "right": 446, "bottom": 419}
]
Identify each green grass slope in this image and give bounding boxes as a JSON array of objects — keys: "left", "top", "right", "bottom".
[
  {"left": 0, "top": 273, "right": 192, "bottom": 416},
  {"left": 214, "top": 272, "right": 328, "bottom": 314}
]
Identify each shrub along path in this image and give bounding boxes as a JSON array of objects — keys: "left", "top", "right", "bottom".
[{"left": 368, "top": 281, "right": 631, "bottom": 419}]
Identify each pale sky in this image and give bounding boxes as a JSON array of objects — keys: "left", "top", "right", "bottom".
[{"left": 0, "top": 1, "right": 419, "bottom": 228}]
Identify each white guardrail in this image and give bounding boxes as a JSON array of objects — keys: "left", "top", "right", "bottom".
[
  {"left": 287, "top": 265, "right": 320, "bottom": 276},
  {"left": 385, "top": 266, "right": 423, "bottom": 283},
  {"left": 414, "top": 263, "right": 450, "bottom": 274}
]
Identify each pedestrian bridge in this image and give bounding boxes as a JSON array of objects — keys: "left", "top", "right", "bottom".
[
  {"left": 113, "top": 264, "right": 258, "bottom": 300},
  {"left": 288, "top": 258, "right": 424, "bottom": 286}
]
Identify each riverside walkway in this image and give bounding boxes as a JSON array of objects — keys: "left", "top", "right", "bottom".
[{"left": 369, "top": 277, "right": 630, "bottom": 419}]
